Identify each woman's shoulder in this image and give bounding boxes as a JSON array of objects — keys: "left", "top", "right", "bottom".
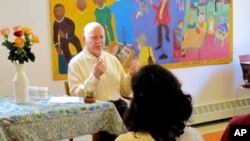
[
  {"left": 177, "top": 126, "right": 204, "bottom": 141},
  {"left": 116, "top": 128, "right": 203, "bottom": 141},
  {"left": 115, "top": 131, "right": 154, "bottom": 141}
]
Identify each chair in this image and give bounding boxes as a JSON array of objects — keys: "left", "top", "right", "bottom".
[
  {"left": 64, "top": 81, "right": 70, "bottom": 96},
  {"left": 64, "top": 81, "right": 98, "bottom": 141},
  {"left": 234, "top": 54, "right": 250, "bottom": 116},
  {"left": 239, "top": 54, "right": 250, "bottom": 88}
]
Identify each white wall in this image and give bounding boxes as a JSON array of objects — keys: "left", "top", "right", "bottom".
[
  {"left": 0, "top": 0, "right": 249, "bottom": 106},
  {"left": 0, "top": 0, "right": 61, "bottom": 96}
]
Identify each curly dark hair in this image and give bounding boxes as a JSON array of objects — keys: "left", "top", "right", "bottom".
[{"left": 124, "top": 64, "right": 193, "bottom": 141}]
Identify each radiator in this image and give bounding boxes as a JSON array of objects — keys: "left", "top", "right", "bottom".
[{"left": 189, "top": 96, "right": 250, "bottom": 125}]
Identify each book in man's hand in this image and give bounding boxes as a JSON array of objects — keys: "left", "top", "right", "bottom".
[{"left": 116, "top": 47, "right": 135, "bottom": 67}]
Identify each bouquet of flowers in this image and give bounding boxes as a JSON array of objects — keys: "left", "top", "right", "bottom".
[{"left": 0, "top": 26, "right": 39, "bottom": 64}]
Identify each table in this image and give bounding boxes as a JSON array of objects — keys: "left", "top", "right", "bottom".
[
  {"left": 214, "top": 30, "right": 229, "bottom": 46},
  {"left": 181, "top": 29, "right": 205, "bottom": 50},
  {"left": 0, "top": 96, "right": 126, "bottom": 141},
  {"left": 181, "top": 29, "right": 206, "bottom": 59}
]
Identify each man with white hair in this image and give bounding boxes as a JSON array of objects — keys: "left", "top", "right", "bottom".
[{"left": 68, "top": 22, "right": 140, "bottom": 141}]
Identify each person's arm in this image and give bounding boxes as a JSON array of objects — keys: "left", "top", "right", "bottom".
[
  {"left": 53, "top": 22, "right": 59, "bottom": 47},
  {"left": 53, "top": 22, "right": 63, "bottom": 54},
  {"left": 120, "top": 59, "right": 140, "bottom": 97},
  {"left": 149, "top": 0, "right": 158, "bottom": 10},
  {"left": 159, "top": 0, "right": 167, "bottom": 20},
  {"left": 105, "top": 8, "right": 115, "bottom": 42},
  {"left": 68, "top": 67, "right": 97, "bottom": 97},
  {"left": 120, "top": 69, "right": 132, "bottom": 98},
  {"left": 68, "top": 57, "right": 103, "bottom": 97}
]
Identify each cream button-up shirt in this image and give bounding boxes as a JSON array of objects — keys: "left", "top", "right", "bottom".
[{"left": 68, "top": 48, "right": 132, "bottom": 101}]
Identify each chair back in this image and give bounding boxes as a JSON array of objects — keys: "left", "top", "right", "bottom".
[
  {"left": 64, "top": 81, "right": 70, "bottom": 96},
  {"left": 239, "top": 54, "right": 250, "bottom": 84}
]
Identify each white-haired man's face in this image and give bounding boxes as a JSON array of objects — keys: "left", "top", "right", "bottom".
[{"left": 84, "top": 24, "right": 105, "bottom": 57}]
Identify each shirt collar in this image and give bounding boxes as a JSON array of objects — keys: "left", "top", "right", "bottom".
[{"left": 83, "top": 47, "right": 103, "bottom": 60}]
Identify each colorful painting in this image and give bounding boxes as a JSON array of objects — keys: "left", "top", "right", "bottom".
[{"left": 50, "top": 0, "right": 233, "bottom": 80}]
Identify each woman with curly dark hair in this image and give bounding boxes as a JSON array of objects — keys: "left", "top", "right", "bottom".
[{"left": 116, "top": 64, "right": 203, "bottom": 141}]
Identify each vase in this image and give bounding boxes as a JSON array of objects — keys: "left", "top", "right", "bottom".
[{"left": 13, "top": 64, "right": 29, "bottom": 103}]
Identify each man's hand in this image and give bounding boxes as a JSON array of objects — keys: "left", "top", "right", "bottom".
[
  {"left": 58, "top": 30, "right": 66, "bottom": 38},
  {"left": 128, "top": 59, "right": 140, "bottom": 76},
  {"left": 93, "top": 58, "right": 106, "bottom": 79},
  {"left": 56, "top": 46, "right": 63, "bottom": 55}
]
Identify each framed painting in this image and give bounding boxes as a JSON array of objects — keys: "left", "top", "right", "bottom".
[{"left": 50, "top": 0, "right": 233, "bottom": 80}]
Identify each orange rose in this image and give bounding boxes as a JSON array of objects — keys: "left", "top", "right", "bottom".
[
  {"left": 13, "top": 26, "right": 22, "bottom": 31},
  {"left": 15, "top": 37, "right": 25, "bottom": 48},
  {"left": 31, "top": 34, "right": 39, "bottom": 43},
  {"left": 0, "top": 28, "right": 10, "bottom": 37}
]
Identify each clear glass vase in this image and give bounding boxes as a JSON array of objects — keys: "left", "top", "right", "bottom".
[{"left": 13, "top": 63, "right": 29, "bottom": 103}]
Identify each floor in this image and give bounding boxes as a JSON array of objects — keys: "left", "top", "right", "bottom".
[
  {"left": 203, "top": 130, "right": 224, "bottom": 141},
  {"left": 194, "top": 118, "right": 230, "bottom": 141}
]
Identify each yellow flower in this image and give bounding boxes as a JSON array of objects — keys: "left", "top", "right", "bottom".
[
  {"left": 15, "top": 37, "right": 25, "bottom": 48},
  {"left": 22, "top": 27, "right": 32, "bottom": 35},
  {"left": 32, "top": 34, "right": 39, "bottom": 43}
]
